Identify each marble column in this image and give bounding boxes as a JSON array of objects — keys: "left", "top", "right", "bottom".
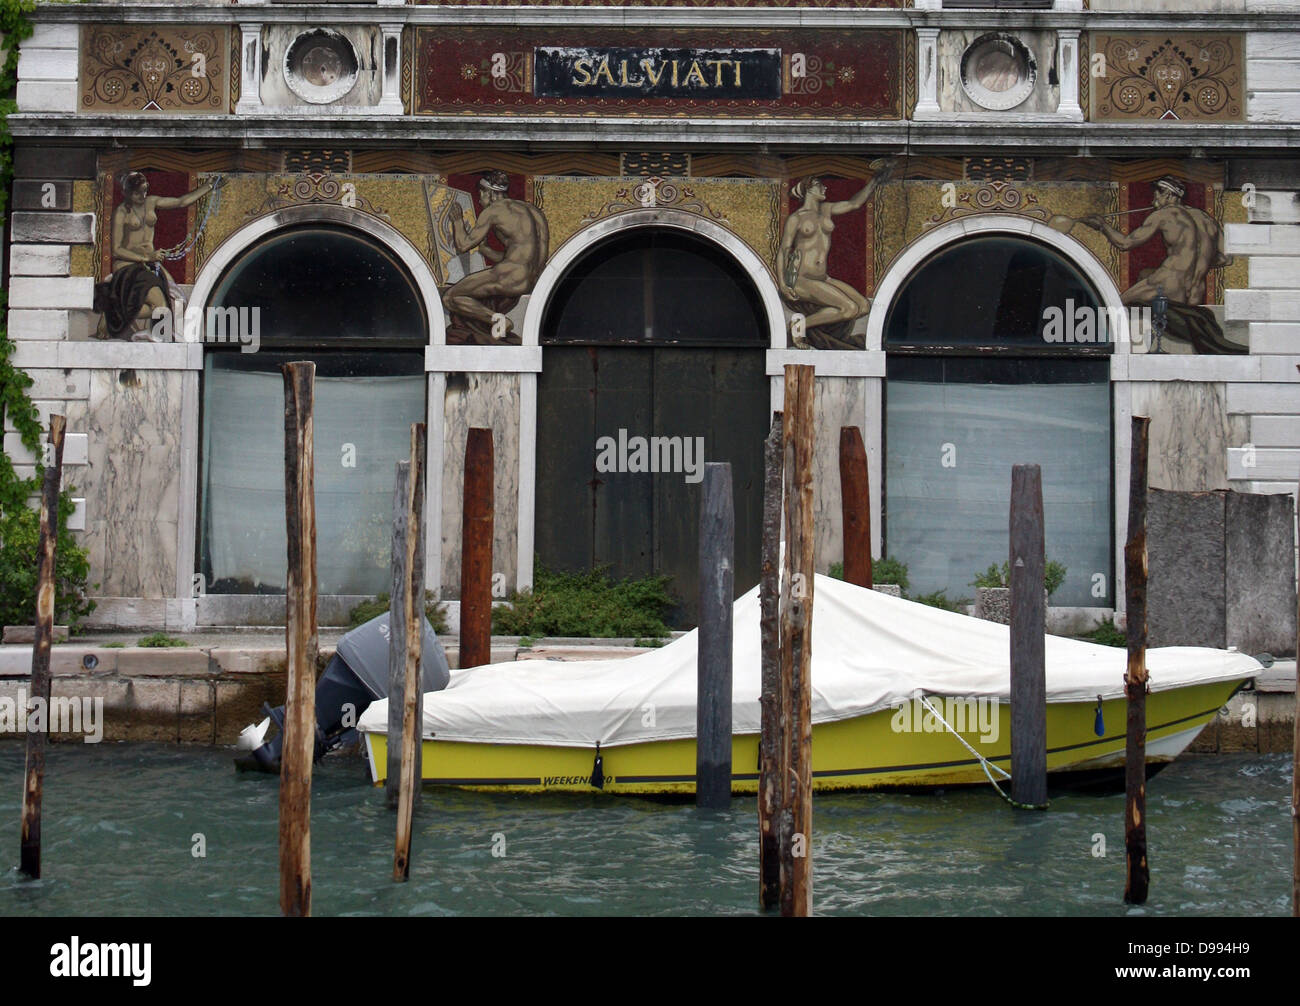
[{"left": 915, "top": 29, "right": 942, "bottom": 119}]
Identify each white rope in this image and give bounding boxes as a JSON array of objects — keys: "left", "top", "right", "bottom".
[{"left": 916, "top": 693, "right": 1046, "bottom": 809}]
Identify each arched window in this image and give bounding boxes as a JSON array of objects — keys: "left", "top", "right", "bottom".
[
  {"left": 884, "top": 235, "right": 1113, "bottom": 607},
  {"left": 544, "top": 230, "right": 768, "bottom": 347},
  {"left": 198, "top": 225, "right": 427, "bottom": 597},
  {"left": 535, "top": 228, "right": 769, "bottom": 626}
]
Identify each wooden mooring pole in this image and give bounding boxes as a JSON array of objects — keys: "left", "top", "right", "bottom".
[
  {"left": 386, "top": 459, "right": 412, "bottom": 811},
  {"left": 1009, "top": 464, "right": 1048, "bottom": 809},
  {"left": 280, "top": 361, "right": 317, "bottom": 917},
  {"left": 838, "top": 427, "right": 872, "bottom": 589},
  {"left": 780, "top": 364, "right": 816, "bottom": 918},
  {"left": 697, "top": 462, "right": 734, "bottom": 809},
  {"left": 19, "top": 414, "right": 65, "bottom": 880},
  {"left": 758, "top": 412, "right": 784, "bottom": 910},
  {"left": 459, "top": 428, "right": 494, "bottom": 671},
  {"left": 394, "top": 424, "right": 427, "bottom": 881},
  {"left": 1124, "top": 415, "right": 1151, "bottom": 905}
]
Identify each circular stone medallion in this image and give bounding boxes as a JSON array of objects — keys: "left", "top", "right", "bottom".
[
  {"left": 960, "top": 33, "right": 1037, "bottom": 112},
  {"left": 284, "top": 29, "right": 359, "bottom": 105}
]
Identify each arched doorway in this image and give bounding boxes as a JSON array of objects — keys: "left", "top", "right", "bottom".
[
  {"left": 883, "top": 232, "right": 1114, "bottom": 608},
  {"left": 534, "top": 227, "right": 770, "bottom": 626},
  {"left": 197, "top": 223, "right": 428, "bottom": 597}
]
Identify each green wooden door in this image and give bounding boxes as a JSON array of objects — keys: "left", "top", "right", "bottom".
[{"left": 536, "top": 346, "right": 767, "bottom": 627}]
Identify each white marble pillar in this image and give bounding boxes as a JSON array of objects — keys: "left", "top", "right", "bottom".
[
  {"left": 1057, "top": 30, "right": 1084, "bottom": 121},
  {"left": 378, "top": 22, "right": 404, "bottom": 115},
  {"left": 235, "top": 24, "right": 263, "bottom": 114},
  {"left": 915, "top": 29, "right": 941, "bottom": 120}
]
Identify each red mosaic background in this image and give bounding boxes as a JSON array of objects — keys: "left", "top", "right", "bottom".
[
  {"left": 1123, "top": 179, "right": 1215, "bottom": 302},
  {"left": 787, "top": 176, "right": 870, "bottom": 295},
  {"left": 416, "top": 28, "right": 904, "bottom": 118},
  {"left": 101, "top": 169, "right": 192, "bottom": 284}
]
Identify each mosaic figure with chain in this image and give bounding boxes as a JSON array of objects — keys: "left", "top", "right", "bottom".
[{"left": 93, "top": 171, "right": 224, "bottom": 340}]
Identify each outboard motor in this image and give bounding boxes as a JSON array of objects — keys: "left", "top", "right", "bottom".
[{"left": 235, "top": 611, "right": 450, "bottom": 774}]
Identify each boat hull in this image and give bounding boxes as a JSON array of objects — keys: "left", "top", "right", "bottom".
[{"left": 362, "top": 679, "right": 1245, "bottom": 794}]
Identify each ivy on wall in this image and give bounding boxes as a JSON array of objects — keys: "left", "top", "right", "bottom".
[
  {"left": 1, "top": 0, "right": 38, "bottom": 518},
  {"left": 0, "top": 0, "right": 97, "bottom": 628}
]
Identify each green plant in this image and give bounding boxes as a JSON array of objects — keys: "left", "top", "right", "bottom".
[
  {"left": 971, "top": 560, "right": 1067, "bottom": 597},
  {"left": 873, "top": 556, "right": 910, "bottom": 592},
  {"left": 828, "top": 556, "right": 909, "bottom": 593},
  {"left": 492, "top": 562, "right": 674, "bottom": 639},
  {"left": 910, "top": 590, "right": 970, "bottom": 613},
  {"left": 1080, "top": 616, "right": 1126, "bottom": 648},
  {"left": 137, "top": 633, "right": 188, "bottom": 648},
  {"left": 0, "top": 495, "right": 97, "bottom": 627},
  {"left": 517, "top": 635, "right": 536, "bottom": 648},
  {"left": 102, "top": 642, "right": 125, "bottom": 648},
  {"left": 347, "top": 591, "right": 449, "bottom": 634},
  {"left": 633, "top": 637, "right": 666, "bottom": 648}
]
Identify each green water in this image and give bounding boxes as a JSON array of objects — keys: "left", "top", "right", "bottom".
[{"left": 0, "top": 744, "right": 1292, "bottom": 916}]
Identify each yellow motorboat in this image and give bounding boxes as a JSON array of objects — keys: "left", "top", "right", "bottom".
[{"left": 358, "top": 576, "right": 1258, "bottom": 795}]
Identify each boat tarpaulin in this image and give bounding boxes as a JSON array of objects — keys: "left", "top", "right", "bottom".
[{"left": 356, "top": 575, "right": 1260, "bottom": 749}]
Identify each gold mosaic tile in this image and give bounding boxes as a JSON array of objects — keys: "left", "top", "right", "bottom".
[{"left": 534, "top": 176, "right": 781, "bottom": 274}]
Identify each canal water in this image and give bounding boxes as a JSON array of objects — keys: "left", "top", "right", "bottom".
[{"left": 0, "top": 745, "right": 1292, "bottom": 916}]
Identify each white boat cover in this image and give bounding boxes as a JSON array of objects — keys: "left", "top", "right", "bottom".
[{"left": 357, "top": 575, "right": 1260, "bottom": 749}]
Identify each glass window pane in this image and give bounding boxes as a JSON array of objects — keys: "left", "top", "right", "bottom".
[
  {"left": 208, "top": 226, "right": 426, "bottom": 347},
  {"left": 885, "top": 236, "right": 1105, "bottom": 348},
  {"left": 885, "top": 357, "right": 1112, "bottom": 607},
  {"left": 544, "top": 230, "right": 767, "bottom": 347},
  {"left": 200, "top": 351, "right": 425, "bottom": 595}
]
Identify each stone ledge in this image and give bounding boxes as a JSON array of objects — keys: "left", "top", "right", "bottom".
[{"left": 10, "top": 115, "right": 1300, "bottom": 155}]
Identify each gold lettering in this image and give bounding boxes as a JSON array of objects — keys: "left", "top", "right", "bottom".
[
  {"left": 620, "top": 59, "right": 629, "bottom": 85},
  {"left": 593, "top": 58, "right": 616, "bottom": 86},
  {"left": 684, "top": 60, "right": 707, "bottom": 87},
  {"left": 706, "top": 59, "right": 727, "bottom": 87},
  {"left": 642, "top": 58, "right": 667, "bottom": 87},
  {"left": 671, "top": 59, "right": 679, "bottom": 87},
  {"left": 733, "top": 60, "right": 742, "bottom": 86},
  {"left": 571, "top": 58, "right": 594, "bottom": 87}
]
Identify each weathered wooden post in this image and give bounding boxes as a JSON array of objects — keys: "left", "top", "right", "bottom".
[
  {"left": 1294, "top": 367, "right": 1299, "bottom": 918},
  {"left": 697, "top": 462, "right": 734, "bottom": 809},
  {"left": 459, "top": 428, "right": 494, "bottom": 671},
  {"left": 838, "top": 427, "right": 872, "bottom": 588},
  {"left": 780, "top": 364, "right": 816, "bottom": 918},
  {"left": 394, "top": 423, "right": 427, "bottom": 881},
  {"left": 386, "top": 459, "right": 411, "bottom": 810},
  {"left": 19, "top": 414, "right": 65, "bottom": 880},
  {"left": 280, "top": 361, "right": 317, "bottom": 917},
  {"left": 758, "top": 412, "right": 784, "bottom": 910},
  {"left": 1009, "top": 464, "right": 1048, "bottom": 809},
  {"left": 1124, "top": 414, "right": 1151, "bottom": 905}
]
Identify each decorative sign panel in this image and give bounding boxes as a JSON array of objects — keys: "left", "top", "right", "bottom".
[
  {"left": 1089, "top": 33, "right": 1244, "bottom": 122},
  {"left": 533, "top": 47, "right": 783, "bottom": 100},
  {"left": 415, "top": 28, "right": 904, "bottom": 118},
  {"left": 81, "top": 25, "right": 230, "bottom": 113}
]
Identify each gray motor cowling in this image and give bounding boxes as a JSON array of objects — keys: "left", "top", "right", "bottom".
[{"left": 235, "top": 611, "right": 449, "bottom": 774}]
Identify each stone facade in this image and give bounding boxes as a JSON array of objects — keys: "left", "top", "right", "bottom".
[{"left": 4, "top": 2, "right": 1299, "bottom": 638}]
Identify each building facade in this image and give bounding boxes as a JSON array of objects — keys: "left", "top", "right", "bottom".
[{"left": 5, "top": 0, "right": 1299, "bottom": 631}]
